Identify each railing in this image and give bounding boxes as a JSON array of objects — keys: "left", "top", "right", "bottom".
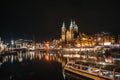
[{"left": 65, "top": 62, "right": 120, "bottom": 80}]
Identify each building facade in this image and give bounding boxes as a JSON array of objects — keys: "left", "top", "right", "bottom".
[
  {"left": 74, "top": 32, "right": 115, "bottom": 47},
  {"left": 61, "top": 20, "right": 78, "bottom": 43}
]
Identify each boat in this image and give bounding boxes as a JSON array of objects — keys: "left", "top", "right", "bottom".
[{"left": 64, "top": 61, "right": 120, "bottom": 80}]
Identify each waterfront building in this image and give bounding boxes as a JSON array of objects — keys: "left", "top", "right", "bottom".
[
  {"left": 0, "top": 37, "right": 7, "bottom": 51},
  {"left": 60, "top": 21, "right": 116, "bottom": 47},
  {"left": 15, "top": 39, "right": 33, "bottom": 49},
  {"left": 75, "top": 33, "right": 115, "bottom": 47}
]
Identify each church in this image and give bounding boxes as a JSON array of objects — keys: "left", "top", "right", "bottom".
[{"left": 61, "top": 20, "right": 78, "bottom": 43}]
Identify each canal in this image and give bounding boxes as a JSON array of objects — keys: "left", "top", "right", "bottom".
[
  {"left": 0, "top": 51, "right": 87, "bottom": 80},
  {"left": 1, "top": 50, "right": 119, "bottom": 80}
]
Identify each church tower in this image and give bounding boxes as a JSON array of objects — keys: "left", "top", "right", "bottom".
[
  {"left": 61, "top": 22, "right": 66, "bottom": 42},
  {"left": 69, "top": 20, "right": 74, "bottom": 41},
  {"left": 73, "top": 21, "right": 78, "bottom": 33},
  {"left": 61, "top": 20, "right": 79, "bottom": 43},
  {"left": 73, "top": 21, "right": 78, "bottom": 38}
]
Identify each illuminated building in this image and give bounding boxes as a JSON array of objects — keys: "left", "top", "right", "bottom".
[
  {"left": 55, "top": 21, "right": 117, "bottom": 47},
  {"left": 75, "top": 33, "right": 96, "bottom": 47},
  {"left": 61, "top": 20, "right": 78, "bottom": 43},
  {"left": 15, "top": 39, "right": 33, "bottom": 49},
  {"left": 61, "top": 22, "right": 66, "bottom": 42},
  {"left": 0, "top": 37, "right": 7, "bottom": 51},
  {"left": 74, "top": 32, "right": 115, "bottom": 47},
  {"left": 103, "top": 34, "right": 115, "bottom": 46}
]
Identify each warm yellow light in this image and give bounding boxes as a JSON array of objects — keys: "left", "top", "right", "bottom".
[{"left": 45, "top": 55, "right": 49, "bottom": 61}]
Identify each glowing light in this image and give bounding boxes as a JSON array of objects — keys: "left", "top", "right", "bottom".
[
  {"left": 63, "top": 54, "right": 80, "bottom": 58},
  {"left": 45, "top": 55, "right": 49, "bottom": 61},
  {"left": 104, "top": 42, "right": 111, "bottom": 46},
  {"left": 18, "top": 58, "right": 23, "bottom": 62},
  {"left": 76, "top": 44, "right": 81, "bottom": 47},
  {"left": 11, "top": 40, "right": 14, "bottom": 45}
]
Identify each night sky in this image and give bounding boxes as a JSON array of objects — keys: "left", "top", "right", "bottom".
[{"left": 0, "top": 0, "right": 120, "bottom": 42}]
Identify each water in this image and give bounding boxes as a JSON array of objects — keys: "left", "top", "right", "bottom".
[
  {"left": 1, "top": 48, "right": 120, "bottom": 80},
  {"left": 0, "top": 51, "right": 96, "bottom": 80},
  {"left": 0, "top": 51, "right": 66, "bottom": 80}
]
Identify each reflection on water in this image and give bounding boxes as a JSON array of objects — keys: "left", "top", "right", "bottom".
[
  {"left": 1, "top": 52, "right": 62, "bottom": 63},
  {"left": 0, "top": 51, "right": 88, "bottom": 80}
]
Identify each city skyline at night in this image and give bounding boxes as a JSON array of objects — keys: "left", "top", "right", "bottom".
[{"left": 0, "top": 0, "right": 120, "bottom": 42}]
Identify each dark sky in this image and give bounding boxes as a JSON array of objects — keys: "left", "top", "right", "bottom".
[{"left": 0, "top": 0, "right": 120, "bottom": 42}]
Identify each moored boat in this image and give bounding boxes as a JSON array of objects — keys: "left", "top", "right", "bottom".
[{"left": 64, "top": 61, "right": 120, "bottom": 80}]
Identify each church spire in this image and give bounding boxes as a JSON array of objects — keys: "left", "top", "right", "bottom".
[
  {"left": 62, "top": 21, "right": 65, "bottom": 28},
  {"left": 70, "top": 19, "right": 73, "bottom": 28},
  {"left": 73, "top": 20, "right": 75, "bottom": 26}
]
